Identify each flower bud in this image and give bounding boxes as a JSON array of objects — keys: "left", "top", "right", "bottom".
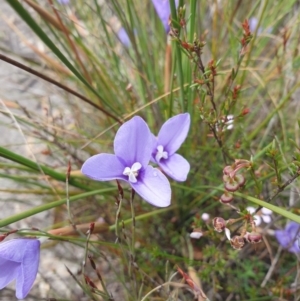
[
  {"left": 201, "top": 213, "right": 210, "bottom": 221},
  {"left": 220, "top": 192, "right": 233, "bottom": 204},
  {"left": 190, "top": 229, "right": 203, "bottom": 239},
  {"left": 223, "top": 165, "right": 234, "bottom": 175},
  {"left": 235, "top": 174, "right": 246, "bottom": 187},
  {"left": 244, "top": 231, "right": 262, "bottom": 244},
  {"left": 224, "top": 179, "right": 240, "bottom": 192},
  {"left": 230, "top": 235, "right": 245, "bottom": 250},
  {"left": 223, "top": 174, "right": 229, "bottom": 182},
  {"left": 241, "top": 108, "right": 250, "bottom": 116},
  {"left": 213, "top": 217, "right": 226, "bottom": 232}
]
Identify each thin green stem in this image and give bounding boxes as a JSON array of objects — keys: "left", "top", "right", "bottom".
[
  {"left": 0, "top": 146, "right": 90, "bottom": 190},
  {"left": 0, "top": 188, "right": 115, "bottom": 228},
  {"left": 130, "top": 189, "right": 136, "bottom": 260},
  {"left": 234, "top": 192, "right": 300, "bottom": 223},
  {"left": 170, "top": 0, "right": 185, "bottom": 110},
  {"left": 186, "top": 0, "right": 197, "bottom": 116},
  {"left": 115, "top": 191, "right": 123, "bottom": 241}
]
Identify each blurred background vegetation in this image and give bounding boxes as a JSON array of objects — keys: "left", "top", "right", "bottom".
[{"left": 0, "top": 0, "right": 300, "bottom": 300}]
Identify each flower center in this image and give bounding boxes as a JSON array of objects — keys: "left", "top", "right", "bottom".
[
  {"left": 155, "top": 145, "right": 168, "bottom": 162},
  {"left": 123, "top": 162, "right": 142, "bottom": 183}
]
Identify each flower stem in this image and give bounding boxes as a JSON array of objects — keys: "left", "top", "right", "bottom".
[
  {"left": 130, "top": 189, "right": 136, "bottom": 260},
  {"left": 170, "top": 0, "right": 185, "bottom": 110}
]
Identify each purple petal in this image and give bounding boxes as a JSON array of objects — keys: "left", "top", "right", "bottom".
[
  {"left": 275, "top": 229, "right": 290, "bottom": 248},
  {"left": 0, "top": 258, "right": 19, "bottom": 289},
  {"left": 151, "top": 0, "right": 178, "bottom": 32},
  {"left": 81, "top": 154, "right": 126, "bottom": 181},
  {"left": 57, "top": 0, "right": 69, "bottom": 4},
  {"left": 117, "top": 28, "right": 131, "bottom": 47},
  {"left": 114, "top": 116, "right": 153, "bottom": 168},
  {"left": 15, "top": 240, "right": 40, "bottom": 299},
  {"left": 285, "top": 221, "right": 300, "bottom": 237},
  {"left": 131, "top": 165, "right": 171, "bottom": 207},
  {"left": 151, "top": 134, "right": 158, "bottom": 162},
  {"left": 0, "top": 239, "right": 27, "bottom": 262},
  {"left": 288, "top": 244, "right": 300, "bottom": 253},
  {"left": 286, "top": 222, "right": 300, "bottom": 253},
  {"left": 248, "top": 17, "right": 258, "bottom": 32},
  {"left": 158, "top": 153, "right": 190, "bottom": 181},
  {"left": 0, "top": 239, "right": 40, "bottom": 299},
  {"left": 275, "top": 222, "right": 300, "bottom": 253},
  {"left": 156, "top": 113, "right": 190, "bottom": 156}
]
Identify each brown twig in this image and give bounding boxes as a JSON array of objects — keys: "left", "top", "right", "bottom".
[
  {"left": 48, "top": 221, "right": 109, "bottom": 236},
  {"left": 23, "top": 0, "right": 65, "bottom": 32},
  {"left": 268, "top": 167, "right": 300, "bottom": 202},
  {"left": 193, "top": 49, "right": 217, "bottom": 113},
  {"left": 255, "top": 167, "right": 300, "bottom": 214},
  {"left": 0, "top": 53, "right": 122, "bottom": 123}
]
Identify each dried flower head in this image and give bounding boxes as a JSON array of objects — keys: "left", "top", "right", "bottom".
[
  {"left": 244, "top": 231, "right": 262, "bottom": 244},
  {"left": 223, "top": 165, "right": 234, "bottom": 175},
  {"left": 230, "top": 235, "right": 245, "bottom": 250},
  {"left": 223, "top": 177, "right": 240, "bottom": 192},
  {"left": 220, "top": 192, "right": 234, "bottom": 204},
  {"left": 213, "top": 217, "right": 226, "bottom": 232}
]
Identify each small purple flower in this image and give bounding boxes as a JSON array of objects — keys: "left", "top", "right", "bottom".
[
  {"left": 248, "top": 17, "right": 272, "bottom": 35},
  {"left": 57, "top": 0, "right": 69, "bottom": 4},
  {"left": 151, "top": 113, "right": 190, "bottom": 182},
  {"left": 151, "top": 0, "right": 179, "bottom": 33},
  {"left": 117, "top": 28, "right": 131, "bottom": 48},
  {"left": 0, "top": 239, "right": 40, "bottom": 299},
  {"left": 248, "top": 17, "right": 259, "bottom": 33},
  {"left": 275, "top": 221, "right": 300, "bottom": 253},
  {"left": 81, "top": 116, "right": 171, "bottom": 207}
]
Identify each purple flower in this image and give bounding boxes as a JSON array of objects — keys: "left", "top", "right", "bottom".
[
  {"left": 151, "top": 113, "right": 190, "bottom": 182},
  {"left": 57, "top": 0, "right": 69, "bottom": 4},
  {"left": 275, "top": 221, "right": 300, "bottom": 253},
  {"left": 117, "top": 28, "right": 131, "bottom": 48},
  {"left": 248, "top": 17, "right": 272, "bottom": 35},
  {"left": 81, "top": 116, "right": 171, "bottom": 207},
  {"left": 249, "top": 17, "right": 259, "bottom": 33},
  {"left": 0, "top": 239, "right": 40, "bottom": 299},
  {"left": 151, "top": 0, "right": 178, "bottom": 33}
]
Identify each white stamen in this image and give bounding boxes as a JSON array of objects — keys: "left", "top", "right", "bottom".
[
  {"left": 123, "top": 162, "right": 142, "bottom": 183},
  {"left": 155, "top": 145, "right": 168, "bottom": 162}
]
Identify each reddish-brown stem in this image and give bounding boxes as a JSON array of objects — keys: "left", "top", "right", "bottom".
[{"left": 0, "top": 53, "right": 122, "bottom": 123}]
